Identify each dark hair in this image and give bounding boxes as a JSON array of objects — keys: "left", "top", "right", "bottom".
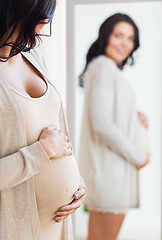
[
  {"left": 79, "top": 13, "right": 140, "bottom": 87},
  {"left": 0, "top": 0, "right": 56, "bottom": 61}
]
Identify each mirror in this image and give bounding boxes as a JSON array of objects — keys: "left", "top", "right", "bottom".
[{"left": 66, "top": 1, "right": 162, "bottom": 239}]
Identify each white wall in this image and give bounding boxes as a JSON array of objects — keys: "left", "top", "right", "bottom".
[
  {"left": 38, "top": 0, "right": 66, "bottom": 105},
  {"left": 75, "top": 2, "right": 162, "bottom": 240}
]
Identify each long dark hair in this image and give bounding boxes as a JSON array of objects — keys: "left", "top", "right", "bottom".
[
  {"left": 0, "top": 0, "right": 56, "bottom": 61},
  {"left": 79, "top": 13, "right": 140, "bottom": 87}
]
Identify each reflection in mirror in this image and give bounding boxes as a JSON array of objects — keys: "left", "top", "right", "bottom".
[{"left": 74, "top": 2, "right": 161, "bottom": 240}]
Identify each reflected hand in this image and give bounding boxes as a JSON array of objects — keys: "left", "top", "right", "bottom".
[
  {"left": 53, "top": 186, "right": 87, "bottom": 223},
  {"left": 137, "top": 153, "right": 150, "bottom": 170},
  {"left": 137, "top": 112, "right": 149, "bottom": 129}
]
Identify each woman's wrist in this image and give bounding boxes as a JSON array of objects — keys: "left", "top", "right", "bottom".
[{"left": 39, "top": 139, "right": 53, "bottom": 159}]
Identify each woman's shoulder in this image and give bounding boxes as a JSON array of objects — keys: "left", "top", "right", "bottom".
[
  {"left": 29, "top": 47, "right": 44, "bottom": 63},
  {"left": 22, "top": 47, "right": 47, "bottom": 71},
  {"left": 87, "top": 55, "right": 118, "bottom": 74},
  {"left": 83, "top": 55, "right": 119, "bottom": 87}
]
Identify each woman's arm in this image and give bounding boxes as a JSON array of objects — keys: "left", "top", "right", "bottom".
[
  {"left": 0, "top": 125, "right": 73, "bottom": 191},
  {"left": 0, "top": 141, "right": 51, "bottom": 191},
  {"left": 88, "top": 58, "right": 146, "bottom": 168}
]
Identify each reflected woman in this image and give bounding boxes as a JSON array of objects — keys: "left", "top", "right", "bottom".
[{"left": 79, "top": 13, "right": 150, "bottom": 240}]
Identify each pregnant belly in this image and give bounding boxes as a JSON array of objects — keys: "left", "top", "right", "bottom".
[{"left": 34, "top": 155, "right": 80, "bottom": 226}]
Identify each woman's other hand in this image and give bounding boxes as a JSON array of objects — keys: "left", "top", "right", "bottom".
[
  {"left": 137, "top": 153, "right": 150, "bottom": 170},
  {"left": 53, "top": 186, "right": 87, "bottom": 223},
  {"left": 137, "top": 112, "right": 149, "bottom": 129},
  {"left": 39, "top": 125, "right": 73, "bottom": 159}
]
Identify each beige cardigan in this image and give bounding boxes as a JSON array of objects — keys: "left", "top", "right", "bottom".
[
  {"left": 0, "top": 48, "right": 78, "bottom": 240},
  {"left": 79, "top": 55, "right": 146, "bottom": 211}
]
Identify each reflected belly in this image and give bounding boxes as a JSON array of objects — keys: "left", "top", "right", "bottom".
[{"left": 34, "top": 155, "right": 80, "bottom": 225}]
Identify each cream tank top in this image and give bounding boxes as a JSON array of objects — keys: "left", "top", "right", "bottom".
[{"left": 10, "top": 79, "right": 80, "bottom": 240}]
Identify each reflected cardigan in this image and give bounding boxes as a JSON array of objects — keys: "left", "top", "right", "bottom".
[
  {"left": 79, "top": 55, "right": 146, "bottom": 211},
  {"left": 0, "top": 48, "right": 78, "bottom": 240}
]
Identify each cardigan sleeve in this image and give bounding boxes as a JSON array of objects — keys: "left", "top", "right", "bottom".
[
  {"left": 0, "top": 141, "right": 51, "bottom": 191},
  {"left": 87, "top": 57, "right": 146, "bottom": 167}
]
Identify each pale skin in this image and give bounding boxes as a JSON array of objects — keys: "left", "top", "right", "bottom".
[
  {"left": 0, "top": 20, "right": 86, "bottom": 224},
  {"left": 88, "top": 21, "right": 150, "bottom": 240}
]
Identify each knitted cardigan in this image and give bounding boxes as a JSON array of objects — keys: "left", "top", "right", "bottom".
[
  {"left": 79, "top": 55, "right": 146, "bottom": 211},
  {"left": 0, "top": 48, "right": 78, "bottom": 240}
]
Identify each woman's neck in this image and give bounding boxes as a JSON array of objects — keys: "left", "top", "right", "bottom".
[
  {"left": 0, "top": 49, "right": 22, "bottom": 68},
  {"left": 0, "top": 46, "right": 12, "bottom": 61},
  {"left": 0, "top": 30, "right": 19, "bottom": 63}
]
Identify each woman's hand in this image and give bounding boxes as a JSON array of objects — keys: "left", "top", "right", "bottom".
[
  {"left": 137, "top": 153, "right": 150, "bottom": 170},
  {"left": 53, "top": 186, "right": 87, "bottom": 223},
  {"left": 137, "top": 112, "right": 149, "bottom": 129},
  {"left": 39, "top": 125, "right": 73, "bottom": 159}
]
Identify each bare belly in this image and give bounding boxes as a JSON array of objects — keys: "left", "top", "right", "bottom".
[{"left": 34, "top": 154, "right": 80, "bottom": 227}]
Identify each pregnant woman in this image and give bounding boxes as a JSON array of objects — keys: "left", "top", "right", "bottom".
[
  {"left": 0, "top": 0, "right": 86, "bottom": 240},
  {"left": 79, "top": 13, "right": 150, "bottom": 240}
]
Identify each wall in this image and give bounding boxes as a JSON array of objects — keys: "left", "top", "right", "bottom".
[{"left": 38, "top": 0, "right": 66, "bottom": 105}]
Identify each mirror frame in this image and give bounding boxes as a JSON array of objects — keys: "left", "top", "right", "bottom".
[{"left": 66, "top": 2, "right": 162, "bottom": 237}]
